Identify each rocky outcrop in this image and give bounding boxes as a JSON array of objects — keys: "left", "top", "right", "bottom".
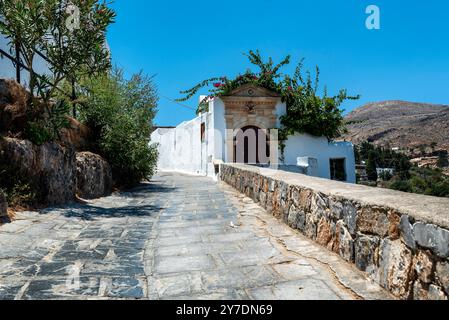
[
  {"left": 76, "top": 152, "right": 112, "bottom": 199},
  {"left": 0, "top": 79, "right": 30, "bottom": 134},
  {"left": 1, "top": 79, "right": 92, "bottom": 152},
  {"left": 220, "top": 163, "right": 449, "bottom": 300},
  {"left": 1, "top": 80, "right": 112, "bottom": 207},
  {"left": 59, "top": 117, "right": 93, "bottom": 151},
  {"left": 0, "top": 137, "right": 76, "bottom": 205}
]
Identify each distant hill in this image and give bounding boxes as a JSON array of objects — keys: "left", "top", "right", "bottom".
[{"left": 342, "top": 100, "right": 449, "bottom": 152}]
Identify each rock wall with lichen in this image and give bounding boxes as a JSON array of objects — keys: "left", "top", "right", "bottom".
[
  {"left": 0, "top": 137, "right": 76, "bottom": 205},
  {"left": 220, "top": 163, "right": 449, "bottom": 300},
  {"left": 0, "top": 79, "right": 112, "bottom": 212},
  {"left": 76, "top": 152, "right": 112, "bottom": 199}
]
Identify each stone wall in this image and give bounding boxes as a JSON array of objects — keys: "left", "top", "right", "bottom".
[
  {"left": 220, "top": 163, "right": 449, "bottom": 300},
  {"left": 76, "top": 152, "right": 112, "bottom": 199},
  {"left": 0, "top": 138, "right": 113, "bottom": 206},
  {"left": 1, "top": 137, "right": 76, "bottom": 205}
]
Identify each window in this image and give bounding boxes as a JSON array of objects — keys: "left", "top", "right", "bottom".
[
  {"left": 330, "top": 158, "right": 347, "bottom": 182},
  {"left": 200, "top": 123, "right": 206, "bottom": 142}
]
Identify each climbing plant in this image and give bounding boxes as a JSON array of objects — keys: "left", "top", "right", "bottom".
[
  {"left": 279, "top": 61, "right": 360, "bottom": 140},
  {"left": 177, "top": 50, "right": 289, "bottom": 113}
]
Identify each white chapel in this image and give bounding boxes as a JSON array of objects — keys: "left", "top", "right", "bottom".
[{"left": 151, "top": 84, "right": 356, "bottom": 183}]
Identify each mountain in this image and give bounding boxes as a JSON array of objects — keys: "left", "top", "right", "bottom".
[{"left": 342, "top": 100, "right": 449, "bottom": 152}]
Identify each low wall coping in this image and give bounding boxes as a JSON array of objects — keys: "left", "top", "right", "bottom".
[{"left": 223, "top": 163, "right": 449, "bottom": 229}]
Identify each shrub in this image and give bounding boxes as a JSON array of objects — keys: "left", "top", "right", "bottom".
[
  {"left": 388, "top": 179, "right": 412, "bottom": 193},
  {"left": 432, "top": 180, "right": 449, "bottom": 197},
  {"left": 79, "top": 70, "right": 159, "bottom": 187},
  {"left": 24, "top": 121, "right": 54, "bottom": 146}
]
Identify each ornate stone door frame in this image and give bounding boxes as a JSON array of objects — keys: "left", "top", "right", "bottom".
[{"left": 220, "top": 84, "right": 281, "bottom": 165}]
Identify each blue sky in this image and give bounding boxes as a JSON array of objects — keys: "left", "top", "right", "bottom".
[{"left": 107, "top": 0, "right": 449, "bottom": 126}]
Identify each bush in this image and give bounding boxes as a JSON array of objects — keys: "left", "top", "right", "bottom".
[
  {"left": 386, "top": 167, "right": 449, "bottom": 198},
  {"left": 24, "top": 121, "right": 54, "bottom": 146},
  {"left": 432, "top": 180, "right": 449, "bottom": 197},
  {"left": 79, "top": 70, "right": 159, "bottom": 187},
  {"left": 388, "top": 179, "right": 412, "bottom": 193}
]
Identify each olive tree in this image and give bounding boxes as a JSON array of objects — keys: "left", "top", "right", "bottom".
[{"left": 0, "top": 1, "right": 115, "bottom": 142}]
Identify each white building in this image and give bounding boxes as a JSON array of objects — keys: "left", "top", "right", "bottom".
[{"left": 151, "top": 84, "right": 356, "bottom": 183}]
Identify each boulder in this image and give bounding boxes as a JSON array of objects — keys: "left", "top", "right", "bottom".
[
  {"left": 0, "top": 137, "right": 76, "bottom": 205},
  {"left": 388, "top": 210, "right": 401, "bottom": 240},
  {"left": 412, "top": 281, "right": 428, "bottom": 300},
  {"left": 76, "top": 152, "right": 112, "bottom": 199},
  {"left": 342, "top": 201, "right": 357, "bottom": 236},
  {"left": 413, "top": 281, "right": 448, "bottom": 300},
  {"left": 329, "top": 197, "right": 343, "bottom": 220},
  {"left": 316, "top": 217, "right": 333, "bottom": 246},
  {"left": 428, "top": 284, "right": 447, "bottom": 300},
  {"left": 399, "top": 215, "right": 417, "bottom": 250}
]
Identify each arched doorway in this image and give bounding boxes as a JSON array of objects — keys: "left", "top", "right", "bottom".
[{"left": 234, "top": 126, "right": 270, "bottom": 164}]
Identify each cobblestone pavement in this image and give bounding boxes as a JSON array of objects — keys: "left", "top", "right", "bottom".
[{"left": 0, "top": 172, "right": 392, "bottom": 300}]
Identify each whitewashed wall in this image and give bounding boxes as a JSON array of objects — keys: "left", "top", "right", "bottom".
[
  {"left": 151, "top": 112, "right": 216, "bottom": 177},
  {"left": 283, "top": 135, "right": 356, "bottom": 183},
  {"left": 152, "top": 97, "right": 356, "bottom": 183}
]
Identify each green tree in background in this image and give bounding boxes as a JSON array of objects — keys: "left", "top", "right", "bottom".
[
  {"left": 79, "top": 69, "right": 159, "bottom": 187},
  {"left": 355, "top": 141, "right": 449, "bottom": 198},
  {"left": 366, "top": 150, "right": 378, "bottom": 181},
  {"left": 437, "top": 152, "right": 448, "bottom": 168}
]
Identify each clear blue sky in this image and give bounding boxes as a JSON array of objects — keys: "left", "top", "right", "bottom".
[{"left": 107, "top": 0, "right": 449, "bottom": 126}]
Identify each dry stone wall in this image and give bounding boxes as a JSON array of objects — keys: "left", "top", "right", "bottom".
[{"left": 220, "top": 163, "right": 449, "bottom": 300}]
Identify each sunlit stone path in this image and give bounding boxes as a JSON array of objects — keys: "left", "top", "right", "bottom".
[{"left": 0, "top": 173, "right": 391, "bottom": 300}]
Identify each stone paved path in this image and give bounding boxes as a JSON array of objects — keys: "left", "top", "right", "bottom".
[{"left": 0, "top": 173, "right": 392, "bottom": 300}]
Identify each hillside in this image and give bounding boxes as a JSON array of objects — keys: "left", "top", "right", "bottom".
[{"left": 343, "top": 100, "right": 449, "bottom": 152}]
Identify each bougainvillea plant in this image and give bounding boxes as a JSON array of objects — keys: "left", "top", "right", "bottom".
[
  {"left": 177, "top": 50, "right": 359, "bottom": 155},
  {"left": 177, "top": 50, "right": 289, "bottom": 113},
  {"left": 280, "top": 61, "right": 360, "bottom": 140}
]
